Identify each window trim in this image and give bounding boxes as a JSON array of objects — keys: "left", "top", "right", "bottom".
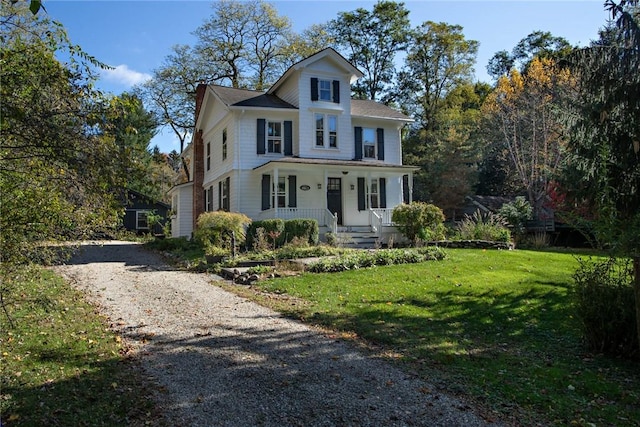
[
  {"left": 222, "top": 128, "right": 227, "bottom": 160},
  {"left": 267, "top": 120, "right": 282, "bottom": 154},
  {"left": 206, "top": 141, "right": 211, "bottom": 171},
  {"left": 314, "top": 113, "right": 338, "bottom": 149},
  {"left": 136, "top": 210, "right": 150, "bottom": 230},
  {"left": 319, "top": 79, "right": 332, "bottom": 101},
  {"left": 363, "top": 127, "right": 376, "bottom": 159}
]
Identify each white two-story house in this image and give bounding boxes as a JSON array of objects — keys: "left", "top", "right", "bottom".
[{"left": 169, "top": 48, "right": 417, "bottom": 242}]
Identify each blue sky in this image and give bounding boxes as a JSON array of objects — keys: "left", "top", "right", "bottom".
[{"left": 44, "top": 0, "right": 611, "bottom": 153}]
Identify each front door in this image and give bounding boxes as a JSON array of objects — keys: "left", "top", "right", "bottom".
[{"left": 326, "top": 177, "right": 343, "bottom": 225}]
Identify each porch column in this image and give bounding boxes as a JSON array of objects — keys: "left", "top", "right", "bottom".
[
  {"left": 409, "top": 172, "right": 414, "bottom": 203},
  {"left": 274, "top": 168, "right": 279, "bottom": 218},
  {"left": 323, "top": 169, "right": 328, "bottom": 210}
]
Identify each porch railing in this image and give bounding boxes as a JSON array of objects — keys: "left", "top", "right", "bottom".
[
  {"left": 369, "top": 208, "right": 394, "bottom": 226},
  {"left": 259, "top": 207, "right": 337, "bottom": 232}
]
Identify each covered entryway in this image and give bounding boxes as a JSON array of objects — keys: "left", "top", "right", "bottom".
[{"left": 326, "top": 177, "right": 343, "bottom": 225}]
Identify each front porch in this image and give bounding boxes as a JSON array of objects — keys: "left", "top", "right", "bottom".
[{"left": 257, "top": 207, "right": 402, "bottom": 246}]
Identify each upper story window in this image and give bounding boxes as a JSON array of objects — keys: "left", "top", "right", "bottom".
[
  {"left": 206, "top": 141, "right": 211, "bottom": 170},
  {"left": 363, "top": 128, "right": 376, "bottom": 159},
  {"left": 319, "top": 80, "right": 332, "bottom": 101},
  {"left": 267, "top": 121, "right": 282, "bottom": 153},
  {"left": 311, "top": 78, "right": 340, "bottom": 103},
  {"left": 315, "top": 113, "right": 338, "bottom": 148},
  {"left": 354, "top": 126, "right": 385, "bottom": 161},
  {"left": 257, "top": 119, "right": 292, "bottom": 156},
  {"left": 222, "top": 128, "right": 227, "bottom": 160}
]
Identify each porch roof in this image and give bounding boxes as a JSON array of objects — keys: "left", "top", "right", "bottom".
[{"left": 253, "top": 157, "right": 419, "bottom": 173}]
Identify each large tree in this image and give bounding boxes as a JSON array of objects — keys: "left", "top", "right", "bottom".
[
  {"left": 397, "top": 21, "right": 479, "bottom": 210},
  {"left": 138, "top": 0, "right": 294, "bottom": 153},
  {"left": 487, "top": 31, "right": 573, "bottom": 80},
  {"left": 482, "top": 57, "right": 574, "bottom": 220},
  {"left": 1, "top": 2, "right": 120, "bottom": 267},
  {"left": 559, "top": 0, "right": 639, "bottom": 346},
  {"left": 329, "top": 0, "right": 410, "bottom": 102}
]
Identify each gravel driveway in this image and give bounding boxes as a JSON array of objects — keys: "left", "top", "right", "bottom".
[{"left": 53, "top": 241, "right": 498, "bottom": 427}]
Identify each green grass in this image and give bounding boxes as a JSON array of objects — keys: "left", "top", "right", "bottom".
[
  {"left": 227, "top": 248, "right": 640, "bottom": 426},
  {"left": 0, "top": 266, "right": 159, "bottom": 426}
]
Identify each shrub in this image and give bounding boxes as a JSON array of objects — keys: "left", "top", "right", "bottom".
[
  {"left": 307, "top": 247, "right": 446, "bottom": 273},
  {"left": 194, "top": 211, "right": 251, "bottom": 250},
  {"left": 246, "top": 219, "right": 285, "bottom": 250},
  {"left": 283, "top": 219, "right": 319, "bottom": 245},
  {"left": 456, "top": 210, "right": 511, "bottom": 243},
  {"left": 572, "top": 257, "right": 638, "bottom": 358},
  {"left": 392, "top": 202, "right": 446, "bottom": 244},
  {"left": 499, "top": 196, "right": 533, "bottom": 236}
]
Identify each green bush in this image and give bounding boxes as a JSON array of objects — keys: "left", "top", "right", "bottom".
[
  {"left": 194, "top": 211, "right": 251, "bottom": 250},
  {"left": 572, "top": 257, "right": 638, "bottom": 358},
  {"left": 456, "top": 210, "right": 511, "bottom": 243},
  {"left": 283, "top": 219, "right": 319, "bottom": 245},
  {"left": 391, "top": 202, "right": 446, "bottom": 244},
  {"left": 246, "top": 219, "right": 285, "bottom": 250},
  {"left": 499, "top": 196, "right": 533, "bottom": 236},
  {"left": 307, "top": 247, "right": 446, "bottom": 273}
]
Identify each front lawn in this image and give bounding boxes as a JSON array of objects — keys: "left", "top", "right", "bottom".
[
  {"left": 224, "top": 248, "right": 640, "bottom": 426},
  {"left": 0, "top": 266, "right": 159, "bottom": 426}
]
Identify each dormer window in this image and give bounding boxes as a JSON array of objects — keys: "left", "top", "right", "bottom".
[
  {"left": 311, "top": 78, "right": 340, "bottom": 103},
  {"left": 319, "top": 80, "right": 332, "bottom": 101}
]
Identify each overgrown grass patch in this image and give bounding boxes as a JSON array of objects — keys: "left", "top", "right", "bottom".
[
  {"left": 229, "top": 249, "right": 640, "bottom": 426},
  {"left": 0, "top": 266, "right": 158, "bottom": 426}
]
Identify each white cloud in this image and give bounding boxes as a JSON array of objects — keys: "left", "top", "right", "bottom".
[{"left": 101, "top": 64, "right": 151, "bottom": 87}]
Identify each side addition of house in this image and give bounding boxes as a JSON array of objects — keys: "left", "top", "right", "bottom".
[{"left": 169, "top": 48, "right": 417, "bottom": 242}]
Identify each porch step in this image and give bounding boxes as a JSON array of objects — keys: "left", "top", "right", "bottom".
[{"left": 334, "top": 231, "right": 381, "bottom": 249}]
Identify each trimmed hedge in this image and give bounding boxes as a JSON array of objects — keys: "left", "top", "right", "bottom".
[
  {"left": 283, "top": 219, "right": 319, "bottom": 245},
  {"left": 246, "top": 218, "right": 320, "bottom": 249},
  {"left": 246, "top": 219, "right": 285, "bottom": 250}
]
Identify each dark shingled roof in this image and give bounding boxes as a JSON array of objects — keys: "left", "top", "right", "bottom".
[
  {"left": 210, "top": 85, "right": 297, "bottom": 110},
  {"left": 351, "top": 99, "right": 412, "bottom": 122}
]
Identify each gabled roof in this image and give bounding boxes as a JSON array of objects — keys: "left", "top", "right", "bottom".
[
  {"left": 268, "top": 48, "right": 364, "bottom": 95},
  {"left": 209, "top": 85, "right": 297, "bottom": 110},
  {"left": 351, "top": 100, "right": 413, "bottom": 122}
]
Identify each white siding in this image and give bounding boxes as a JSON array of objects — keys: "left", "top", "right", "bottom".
[{"left": 169, "top": 184, "right": 193, "bottom": 238}]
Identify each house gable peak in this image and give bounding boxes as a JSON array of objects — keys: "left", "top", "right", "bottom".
[{"left": 267, "top": 48, "right": 363, "bottom": 95}]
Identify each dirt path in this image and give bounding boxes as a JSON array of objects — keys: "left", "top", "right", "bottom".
[{"left": 53, "top": 241, "right": 498, "bottom": 427}]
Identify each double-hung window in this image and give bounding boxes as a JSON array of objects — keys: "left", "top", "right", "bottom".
[
  {"left": 363, "top": 128, "right": 376, "bottom": 159},
  {"left": 136, "top": 211, "right": 149, "bottom": 230},
  {"left": 273, "top": 176, "right": 287, "bottom": 208},
  {"left": 206, "top": 141, "right": 211, "bottom": 171},
  {"left": 315, "top": 113, "right": 338, "bottom": 148},
  {"left": 222, "top": 128, "right": 227, "bottom": 160},
  {"left": 319, "top": 80, "right": 332, "bottom": 101},
  {"left": 369, "top": 179, "right": 380, "bottom": 209},
  {"left": 267, "top": 121, "right": 282, "bottom": 153}
]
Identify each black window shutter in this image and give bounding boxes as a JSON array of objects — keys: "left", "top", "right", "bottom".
[
  {"left": 377, "top": 128, "right": 385, "bottom": 161},
  {"left": 284, "top": 121, "right": 293, "bottom": 156},
  {"left": 208, "top": 186, "right": 213, "bottom": 211},
  {"left": 403, "top": 175, "right": 410, "bottom": 204},
  {"left": 218, "top": 181, "right": 222, "bottom": 210},
  {"left": 332, "top": 80, "right": 340, "bottom": 103},
  {"left": 354, "top": 127, "right": 363, "bottom": 160},
  {"left": 261, "top": 175, "right": 270, "bottom": 211},
  {"left": 311, "top": 78, "right": 319, "bottom": 101},
  {"left": 257, "top": 119, "right": 266, "bottom": 154},
  {"left": 357, "top": 178, "right": 366, "bottom": 211},
  {"left": 224, "top": 177, "right": 230, "bottom": 211},
  {"left": 288, "top": 175, "right": 297, "bottom": 207},
  {"left": 379, "top": 178, "right": 387, "bottom": 208}
]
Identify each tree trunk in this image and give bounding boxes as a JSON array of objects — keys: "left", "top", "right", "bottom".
[{"left": 634, "top": 255, "right": 640, "bottom": 354}]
